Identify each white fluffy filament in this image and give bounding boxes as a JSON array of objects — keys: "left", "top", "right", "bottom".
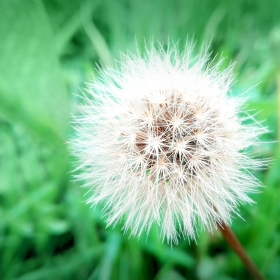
[{"left": 72, "top": 43, "right": 266, "bottom": 244}]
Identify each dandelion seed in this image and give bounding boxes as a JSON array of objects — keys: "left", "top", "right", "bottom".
[{"left": 71, "top": 42, "right": 266, "bottom": 244}]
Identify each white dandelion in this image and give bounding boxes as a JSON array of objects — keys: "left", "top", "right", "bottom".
[{"left": 72, "top": 42, "right": 265, "bottom": 244}]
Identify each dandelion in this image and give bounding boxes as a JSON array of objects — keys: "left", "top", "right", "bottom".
[{"left": 72, "top": 42, "right": 265, "bottom": 245}]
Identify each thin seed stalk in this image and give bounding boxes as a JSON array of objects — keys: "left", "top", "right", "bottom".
[{"left": 217, "top": 221, "right": 265, "bottom": 280}]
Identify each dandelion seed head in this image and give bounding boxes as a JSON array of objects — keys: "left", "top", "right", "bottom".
[{"left": 72, "top": 42, "right": 266, "bottom": 244}]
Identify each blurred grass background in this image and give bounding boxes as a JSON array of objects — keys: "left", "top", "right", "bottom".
[{"left": 0, "top": 0, "right": 280, "bottom": 279}]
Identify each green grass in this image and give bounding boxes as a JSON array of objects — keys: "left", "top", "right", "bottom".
[{"left": 0, "top": 0, "right": 280, "bottom": 279}]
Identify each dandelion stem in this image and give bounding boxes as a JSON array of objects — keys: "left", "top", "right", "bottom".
[{"left": 217, "top": 221, "right": 265, "bottom": 280}]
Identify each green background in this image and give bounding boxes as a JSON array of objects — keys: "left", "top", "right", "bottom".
[{"left": 0, "top": 0, "right": 280, "bottom": 279}]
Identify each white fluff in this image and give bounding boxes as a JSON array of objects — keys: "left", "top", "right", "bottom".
[{"left": 71, "top": 43, "right": 265, "bottom": 244}]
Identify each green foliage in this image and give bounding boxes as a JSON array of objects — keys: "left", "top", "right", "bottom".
[{"left": 0, "top": 0, "right": 279, "bottom": 279}]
